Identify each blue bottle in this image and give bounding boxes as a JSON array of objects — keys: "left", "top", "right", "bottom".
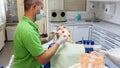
[{"left": 76, "top": 13, "right": 81, "bottom": 21}]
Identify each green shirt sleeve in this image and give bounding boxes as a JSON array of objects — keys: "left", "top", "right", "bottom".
[{"left": 23, "top": 29, "right": 44, "bottom": 57}]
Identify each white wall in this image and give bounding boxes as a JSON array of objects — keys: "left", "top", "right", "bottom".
[
  {"left": 17, "top": 0, "right": 24, "bottom": 21},
  {"left": 46, "top": 0, "right": 93, "bottom": 33},
  {"left": 94, "top": 2, "right": 120, "bottom": 25},
  {"left": 48, "top": 0, "right": 93, "bottom": 20}
]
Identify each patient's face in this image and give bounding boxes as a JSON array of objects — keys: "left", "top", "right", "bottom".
[
  {"left": 57, "top": 26, "right": 71, "bottom": 37},
  {"left": 56, "top": 25, "right": 74, "bottom": 43}
]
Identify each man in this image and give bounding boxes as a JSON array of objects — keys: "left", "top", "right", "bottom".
[{"left": 13, "top": 0, "right": 67, "bottom": 68}]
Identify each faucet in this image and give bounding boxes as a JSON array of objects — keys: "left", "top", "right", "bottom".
[
  {"left": 93, "top": 12, "right": 97, "bottom": 20},
  {"left": 93, "top": 12, "right": 100, "bottom": 22}
]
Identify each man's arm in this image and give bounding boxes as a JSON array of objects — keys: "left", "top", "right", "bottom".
[
  {"left": 36, "top": 34, "right": 67, "bottom": 64},
  {"left": 35, "top": 43, "right": 59, "bottom": 64}
]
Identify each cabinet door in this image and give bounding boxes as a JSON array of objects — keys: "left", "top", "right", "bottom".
[
  {"left": 73, "top": 25, "right": 89, "bottom": 42},
  {"left": 0, "top": 28, "right": 5, "bottom": 50},
  {"left": 0, "top": 29, "right": 2, "bottom": 50}
]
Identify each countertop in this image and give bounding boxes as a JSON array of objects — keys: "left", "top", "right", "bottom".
[
  {"left": 93, "top": 22, "right": 120, "bottom": 36},
  {"left": 49, "top": 20, "right": 120, "bottom": 36}
]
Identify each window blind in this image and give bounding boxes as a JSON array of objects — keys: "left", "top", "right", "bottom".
[{"left": 64, "top": 0, "right": 86, "bottom": 11}]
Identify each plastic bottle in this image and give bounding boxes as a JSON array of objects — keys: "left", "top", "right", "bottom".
[{"left": 75, "top": 13, "right": 81, "bottom": 22}]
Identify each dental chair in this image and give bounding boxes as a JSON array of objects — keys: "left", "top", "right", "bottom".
[{"left": 43, "top": 25, "right": 85, "bottom": 68}]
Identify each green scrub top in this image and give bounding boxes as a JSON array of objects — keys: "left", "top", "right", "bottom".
[{"left": 13, "top": 16, "right": 44, "bottom": 68}]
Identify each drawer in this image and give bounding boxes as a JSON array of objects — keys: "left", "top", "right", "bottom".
[
  {"left": 92, "top": 29, "right": 120, "bottom": 47},
  {"left": 92, "top": 33, "right": 106, "bottom": 42},
  {"left": 93, "top": 26, "right": 120, "bottom": 41},
  {"left": 104, "top": 36, "right": 120, "bottom": 47},
  {"left": 92, "top": 36, "right": 108, "bottom": 50},
  {"left": 99, "top": 41, "right": 112, "bottom": 50},
  {"left": 92, "top": 30, "right": 106, "bottom": 38},
  {"left": 92, "top": 26, "right": 105, "bottom": 34},
  {"left": 93, "top": 33, "right": 120, "bottom": 48},
  {"left": 92, "top": 35, "right": 112, "bottom": 50},
  {"left": 94, "top": 31, "right": 120, "bottom": 46},
  {"left": 103, "top": 40, "right": 116, "bottom": 48},
  {"left": 92, "top": 38, "right": 107, "bottom": 50},
  {"left": 104, "top": 31, "right": 120, "bottom": 41}
]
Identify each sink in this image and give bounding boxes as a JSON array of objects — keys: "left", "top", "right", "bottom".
[
  {"left": 93, "top": 20, "right": 101, "bottom": 22},
  {"left": 85, "top": 19, "right": 101, "bottom": 22}
]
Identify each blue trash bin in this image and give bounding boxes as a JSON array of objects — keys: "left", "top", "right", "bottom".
[
  {"left": 44, "top": 43, "right": 55, "bottom": 68},
  {"left": 0, "top": 66, "right": 4, "bottom": 68}
]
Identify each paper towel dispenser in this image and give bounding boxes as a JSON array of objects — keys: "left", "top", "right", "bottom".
[
  {"left": 49, "top": 10, "right": 67, "bottom": 22},
  {"left": 104, "top": 3, "right": 116, "bottom": 17}
]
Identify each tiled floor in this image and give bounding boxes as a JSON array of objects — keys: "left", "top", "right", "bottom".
[{"left": 0, "top": 41, "right": 14, "bottom": 67}]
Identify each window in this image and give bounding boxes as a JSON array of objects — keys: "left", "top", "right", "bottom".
[
  {"left": 0, "top": 0, "right": 5, "bottom": 24},
  {"left": 64, "top": 0, "right": 87, "bottom": 11},
  {"left": 0, "top": 1, "right": 3, "bottom": 23},
  {"left": 5, "top": 0, "right": 18, "bottom": 23}
]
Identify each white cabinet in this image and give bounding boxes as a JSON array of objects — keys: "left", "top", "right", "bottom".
[
  {"left": 48, "top": 23, "right": 91, "bottom": 42},
  {"left": 6, "top": 26, "right": 17, "bottom": 40},
  {"left": 0, "top": 27, "right": 5, "bottom": 50},
  {"left": 92, "top": 26, "right": 120, "bottom": 50},
  {"left": 91, "top": 26, "right": 120, "bottom": 67},
  {"left": 73, "top": 25, "right": 90, "bottom": 41}
]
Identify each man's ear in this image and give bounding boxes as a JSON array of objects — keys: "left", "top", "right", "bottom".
[
  {"left": 31, "top": 4, "right": 37, "bottom": 13},
  {"left": 32, "top": 4, "right": 37, "bottom": 10}
]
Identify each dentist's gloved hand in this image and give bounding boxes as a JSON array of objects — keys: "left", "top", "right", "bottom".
[
  {"left": 56, "top": 34, "right": 68, "bottom": 45},
  {"left": 46, "top": 32, "right": 56, "bottom": 42}
]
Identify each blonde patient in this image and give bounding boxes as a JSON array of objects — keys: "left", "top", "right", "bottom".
[{"left": 55, "top": 25, "right": 74, "bottom": 43}]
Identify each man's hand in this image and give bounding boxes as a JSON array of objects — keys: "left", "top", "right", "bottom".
[
  {"left": 56, "top": 34, "right": 68, "bottom": 45},
  {"left": 46, "top": 32, "right": 56, "bottom": 42}
]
